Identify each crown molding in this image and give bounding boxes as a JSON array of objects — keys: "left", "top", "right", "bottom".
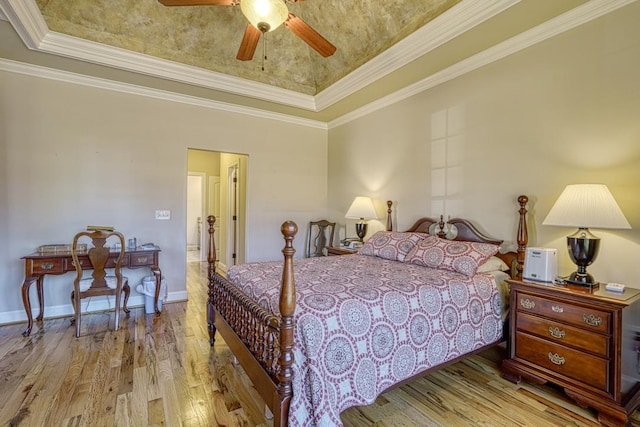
[
  {"left": 0, "top": 58, "right": 328, "bottom": 130},
  {"left": 0, "top": 0, "right": 519, "bottom": 112},
  {"left": 2, "top": 0, "right": 634, "bottom": 125},
  {"left": 38, "top": 31, "right": 318, "bottom": 111},
  {"left": 328, "top": 0, "right": 637, "bottom": 129},
  {"left": 0, "top": 0, "right": 316, "bottom": 109},
  {"left": 0, "top": 0, "right": 48, "bottom": 48},
  {"left": 315, "top": 0, "right": 519, "bottom": 110}
]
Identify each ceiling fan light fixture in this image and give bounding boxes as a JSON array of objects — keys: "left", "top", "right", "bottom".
[{"left": 241, "top": 0, "right": 288, "bottom": 33}]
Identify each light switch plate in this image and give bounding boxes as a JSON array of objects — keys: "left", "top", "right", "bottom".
[{"left": 155, "top": 210, "right": 171, "bottom": 220}]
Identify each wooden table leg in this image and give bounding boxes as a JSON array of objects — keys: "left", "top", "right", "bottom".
[
  {"left": 152, "top": 267, "right": 162, "bottom": 315},
  {"left": 35, "top": 275, "right": 45, "bottom": 322},
  {"left": 21, "top": 276, "right": 38, "bottom": 337}
]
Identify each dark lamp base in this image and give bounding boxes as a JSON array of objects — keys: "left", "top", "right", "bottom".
[
  {"left": 565, "top": 228, "right": 601, "bottom": 288},
  {"left": 566, "top": 271, "right": 598, "bottom": 287},
  {"left": 354, "top": 222, "right": 367, "bottom": 242}
]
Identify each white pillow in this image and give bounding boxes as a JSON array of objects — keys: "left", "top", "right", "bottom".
[{"left": 476, "top": 256, "right": 509, "bottom": 273}]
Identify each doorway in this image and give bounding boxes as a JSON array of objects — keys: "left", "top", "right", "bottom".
[{"left": 186, "top": 149, "right": 248, "bottom": 273}]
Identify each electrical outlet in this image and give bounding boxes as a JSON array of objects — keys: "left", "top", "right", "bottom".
[{"left": 155, "top": 210, "right": 171, "bottom": 220}]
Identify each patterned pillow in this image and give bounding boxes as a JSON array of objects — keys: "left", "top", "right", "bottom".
[
  {"left": 405, "top": 236, "right": 499, "bottom": 277},
  {"left": 358, "top": 231, "right": 426, "bottom": 262}
]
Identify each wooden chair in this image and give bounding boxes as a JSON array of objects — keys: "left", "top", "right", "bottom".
[
  {"left": 70, "top": 229, "right": 130, "bottom": 337},
  {"left": 306, "top": 220, "right": 336, "bottom": 257}
]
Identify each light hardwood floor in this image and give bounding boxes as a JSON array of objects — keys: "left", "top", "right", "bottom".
[{"left": 2, "top": 262, "right": 640, "bottom": 426}]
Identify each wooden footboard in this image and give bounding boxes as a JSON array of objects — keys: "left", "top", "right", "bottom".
[
  {"left": 206, "top": 217, "right": 296, "bottom": 427},
  {"left": 206, "top": 195, "right": 529, "bottom": 427}
]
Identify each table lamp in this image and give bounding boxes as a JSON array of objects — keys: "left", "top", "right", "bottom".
[
  {"left": 345, "top": 196, "right": 377, "bottom": 242},
  {"left": 542, "top": 184, "right": 630, "bottom": 286}
]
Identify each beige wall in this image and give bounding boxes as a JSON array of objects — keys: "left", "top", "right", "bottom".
[
  {"left": 188, "top": 149, "right": 220, "bottom": 180},
  {"left": 328, "top": 2, "right": 640, "bottom": 285},
  {"left": 0, "top": 72, "right": 327, "bottom": 322}
]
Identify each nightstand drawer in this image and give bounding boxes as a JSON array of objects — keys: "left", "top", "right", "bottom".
[
  {"left": 517, "top": 312, "right": 609, "bottom": 357},
  {"left": 516, "top": 291, "right": 610, "bottom": 333},
  {"left": 516, "top": 332, "right": 609, "bottom": 391}
]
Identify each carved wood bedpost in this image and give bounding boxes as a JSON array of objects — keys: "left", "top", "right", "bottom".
[
  {"left": 386, "top": 201, "right": 393, "bottom": 231},
  {"left": 437, "top": 215, "right": 447, "bottom": 238},
  {"left": 516, "top": 195, "right": 529, "bottom": 280},
  {"left": 277, "top": 221, "right": 297, "bottom": 426},
  {"left": 207, "top": 215, "right": 216, "bottom": 345}
]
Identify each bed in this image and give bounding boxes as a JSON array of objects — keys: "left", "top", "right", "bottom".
[{"left": 206, "top": 195, "right": 529, "bottom": 427}]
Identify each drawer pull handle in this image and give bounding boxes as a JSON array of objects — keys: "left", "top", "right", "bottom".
[
  {"left": 549, "top": 326, "right": 566, "bottom": 339},
  {"left": 520, "top": 298, "right": 535, "bottom": 309},
  {"left": 551, "top": 305, "right": 564, "bottom": 313},
  {"left": 136, "top": 256, "right": 148, "bottom": 263},
  {"left": 548, "top": 352, "right": 566, "bottom": 365},
  {"left": 40, "top": 263, "right": 55, "bottom": 270},
  {"left": 583, "top": 314, "right": 602, "bottom": 327},
  {"left": 71, "top": 260, "right": 84, "bottom": 267}
]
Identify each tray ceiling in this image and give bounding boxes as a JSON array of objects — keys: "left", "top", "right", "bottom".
[
  {"left": 30, "top": 0, "right": 460, "bottom": 95},
  {"left": 37, "top": 0, "right": 463, "bottom": 95},
  {"left": 1, "top": 0, "right": 622, "bottom": 121}
]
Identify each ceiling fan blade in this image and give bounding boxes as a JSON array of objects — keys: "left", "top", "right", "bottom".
[
  {"left": 158, "top": 0, "right": 235, "bottom": 6},
  {"left": 285, "top": 13, "right": 336, "bottom": 57},
  {"left": 237, "top": 24, "right": 262, "bottom": 61}
]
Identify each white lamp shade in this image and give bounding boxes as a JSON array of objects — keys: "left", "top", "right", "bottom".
[
  {"left": 345, "top": 197, "right": 377, "bottom": 220},
  {"left": 542, "top": 184, "right": 631, "bottom": 229},
  {"left": 241, "top": 0, "right": 288, "bottom": 32}
]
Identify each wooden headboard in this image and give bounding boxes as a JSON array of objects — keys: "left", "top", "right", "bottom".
[{"left": 385, "top": 195, "right": 528, "bottom": 279}]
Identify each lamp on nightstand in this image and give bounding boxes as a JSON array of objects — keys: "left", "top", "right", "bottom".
[
  {"left": 345, "top": 196, "right": 377, "bottom": 242},
  {"left": 542, "top": 184, "right": 630, "bottom": 286}
]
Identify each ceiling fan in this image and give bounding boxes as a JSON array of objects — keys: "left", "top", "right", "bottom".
[{"left": 158, "top": 0, "right": 336, "bottom": 61}]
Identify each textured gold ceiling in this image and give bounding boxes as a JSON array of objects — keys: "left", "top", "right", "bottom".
[{"left": 34, "top": 0, "right": 462, "bottom": 95}]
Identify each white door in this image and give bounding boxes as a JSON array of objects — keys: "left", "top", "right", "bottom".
[{"left": 187, "top": 173, "right": 205, "bottom": 261}]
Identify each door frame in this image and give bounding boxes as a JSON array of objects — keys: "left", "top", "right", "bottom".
[{"left": 227, "top": 162, "right": 239, "bottom": 267}]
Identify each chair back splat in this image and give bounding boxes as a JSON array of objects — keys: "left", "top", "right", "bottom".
[
  {"left": 306, "top": 220, "right": 336, "bottom": 258},
  {"left": 70, "top": 229, "right": 130, "bottom": 337}
]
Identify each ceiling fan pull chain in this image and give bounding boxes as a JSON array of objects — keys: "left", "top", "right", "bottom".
[{"left": 262, "top": 35, "right": 267, "bottom": 72}]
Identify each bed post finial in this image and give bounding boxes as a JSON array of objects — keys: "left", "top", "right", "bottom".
[
  {"left": 278, "top": 221, "right": 297, "bottom": 414},
  {"left": 207, "top": 215, "right": 217, "bottom": 345},
  {"left": 438, "top": 215, "right": 446, "bottom": 239},
  {"left": 386, "top": 201, "right": 393, "bottom": 231},
  {"left": 516, "top": 196, "right": 529, "bottom": 280}
]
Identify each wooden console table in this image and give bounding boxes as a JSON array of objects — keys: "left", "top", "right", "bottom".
[{"left": 20, "top": 247, "right": 162, "bottom": 336}]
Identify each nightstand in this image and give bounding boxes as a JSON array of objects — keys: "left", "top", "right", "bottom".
[
  {"left": 502, "top": 279, "right": 640, "bottom": 426},
  {"left": 326, "top": 246, "right": 357, "bottom": 256}
]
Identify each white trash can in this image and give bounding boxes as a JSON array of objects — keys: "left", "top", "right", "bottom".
[{"left": 136, "top": 275, "right": 167, "bottom": 314}]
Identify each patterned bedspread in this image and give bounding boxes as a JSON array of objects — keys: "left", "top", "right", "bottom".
[{"left": 226, "top": 254, "right": 504, "bottom": 427}]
